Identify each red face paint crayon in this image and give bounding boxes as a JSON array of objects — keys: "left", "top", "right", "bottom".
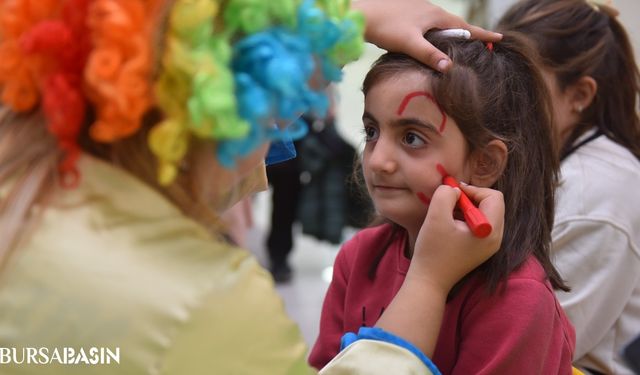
[{"left": 436, "top": 164, "right": 492, "bottom": 238}]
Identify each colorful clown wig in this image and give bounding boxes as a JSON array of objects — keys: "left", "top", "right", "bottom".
[{"left": 0, "top": 0, "right": 364, "bottom": 186}]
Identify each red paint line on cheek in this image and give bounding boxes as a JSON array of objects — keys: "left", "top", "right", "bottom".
[
  {"left": 416, "top": 192, "right": 431, "bottom": 206},
  {"left": 436, "top": 163, "right": 449, "bottom": 178},
  {"left": 396, "top": 91, "right": 448, "bottom": 133}
]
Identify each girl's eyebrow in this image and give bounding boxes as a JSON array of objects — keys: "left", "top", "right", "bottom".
[
  {"left": 362, "top": 111, "right": 378, "bottom": 124},
  {"left": 363, "top": 111, "right": 441, "bottom": 135},
  {"left": 391, "top": 117, "right": 441, "bottom": 135}
]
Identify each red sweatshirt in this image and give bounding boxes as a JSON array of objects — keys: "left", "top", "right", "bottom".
[{"left": 309, "top": 224, "right": 576, "bottom": 374}]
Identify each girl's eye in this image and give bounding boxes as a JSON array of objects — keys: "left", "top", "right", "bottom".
[
  {"left": 363, "top": 125, "right": 379, "bottom": 142},
  {"left": 403, "top": 131, "right": 426, "bottom": 147}
]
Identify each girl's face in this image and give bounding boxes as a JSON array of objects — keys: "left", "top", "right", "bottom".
[{"left": 362, "top": 71, "right": 472, "bottom": 233}]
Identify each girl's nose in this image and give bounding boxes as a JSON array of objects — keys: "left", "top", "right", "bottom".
[{"left": 366, "top": 137, "right": 397, "bottom": 174}]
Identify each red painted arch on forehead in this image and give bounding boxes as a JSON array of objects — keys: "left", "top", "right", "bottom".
[{"left": 396, "top": 91, "right": 447, "bottom": 132}]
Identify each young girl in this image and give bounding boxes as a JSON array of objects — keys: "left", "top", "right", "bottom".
[{"left": 309, "top": 32, "right": 577, "bottom": 374}]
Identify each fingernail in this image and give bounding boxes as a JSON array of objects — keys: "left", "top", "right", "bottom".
[
  {"left": 437, "top": 59, "right": 451, "bottom": 72},
  {"left": 459, "top": 180, "right": 468, "bottom": 186}
]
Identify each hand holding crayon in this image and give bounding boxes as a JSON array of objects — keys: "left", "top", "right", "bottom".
[{"left": 436, "top": 164, "right": 492, "bottom": 238}]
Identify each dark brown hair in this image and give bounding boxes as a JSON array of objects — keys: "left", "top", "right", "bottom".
[
  {"left": 362, "top": 32, "right": 567, "bottom": 292},
  {"left": 496, "top": 0, "right": 640, "bottom": 160}
]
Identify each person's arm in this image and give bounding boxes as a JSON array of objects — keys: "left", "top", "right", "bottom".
[
  {"left": 553, "top": 219, "right": 640, "bottom": 359},
  {"left": 352, "top": 0, "right": 502, "bottom": 72},
  {"left": 320, "top": 339, "right": 438, "bottom": 374}
]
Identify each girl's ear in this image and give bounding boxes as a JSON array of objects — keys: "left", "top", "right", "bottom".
[{"left": 469, "top": 139, "right": 508, "bottom": 187}]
